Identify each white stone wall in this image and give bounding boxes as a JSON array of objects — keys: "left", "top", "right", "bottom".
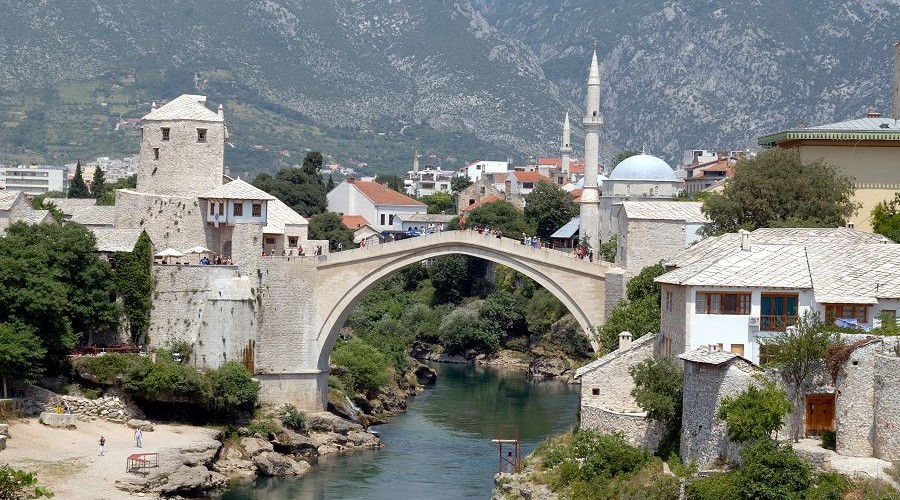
[
  {"left": 580, "top": 336, "right": 654, "bottom": 412},
  {"left": 114, "top": 189, "right": 207, "bottom": 251},
  {"left": 137, "top": 119, "right": 224, "bottom": 198},
  {"left": 618, "top": 219, "right": 688, "bottom": 275},
  {"left": 660, "top": 284, "right": 687, "bottom": 360},
  {"left": 835, "top": 342, "right": 878, "bottom": 457},
  {"left": 873, "top": 354, "right": 900, "bottom": 460},
  {"left": 580, "top": 405, "right": 662, "bottom": 451},
  {"left": 681, "top": 359, "right": 760, "bottom": 468},
  {"left": 603, "top": 267, "right": 626, "bottom": 319}
]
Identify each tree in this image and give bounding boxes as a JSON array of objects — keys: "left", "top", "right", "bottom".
[
  {"left": 451, "top": 176, "right": 472, "bottom": 192},
  {"left": 598, "top": 235, "right": 617, "bottom": 262},
  {"left": 701, "top": 148, "right": 858, "bottom": 235},
  {"left": 478, "top": 290, "right": 527, "bottom": 339},
  {"left": 301, "top": 151, "right": 324, "bottom": 175},
  {"left": 761, "top": 311, "right": 833, "bottom": 442},
  {"left": 439, "top": 308, "right": 497, "bottom": 353},
  {"left": 465, "top": 200, "right": 530, "bottom": 237},
  {"left": 421, "top": 192, "right": 455, "bottom": 214},
  {"left": 308, "top": 212, "right": 354, "bottom": 251},
  {"left": 625, "top": 262, "right": 665, "bottom": 303},
  {"left": 0, "top": 464, "right": 54, "bottom": 499},
  {"left": 611, "top": 150, "right": 641, "bottom": 170},
  {"left": 524, "top": 182, "right": 578, "bottom": 239},
  {"left": 331, "top": 338, "right": 391, "bottom": 397},
  {"left": 68, "top": 160, "right": 91, "bottom": 198},
  {"left": 378, "top": 175, "right": 405, "bottom": 193},
  {"left": 326, "top": 173, "right": 336, "bottom": 192},
  {"left": 871, "top": 193, "right": 900, "bottom": 243},
  {"left": 114, "top": 231, "right": 153, "bottom": 343},
  {"left": 597, "top": 295, "right": 660, "bottom": 352},
  {"left": 252, "top": 168, "right": 327, "bottom": 217},
  {"left": 428, "top": 255, "right": 486, "bottom": 304},
  {"left": 629, "top": 356, "right": 683, "bottom": 456},
  {"left": 97, "top": 174, "right": 138, "bottom": 206},
  {"left": 0, "top": 323, "right": 46, "bottom": 398},
  {"left": 91, "top": 166, "right": 106, "bottom": 199},
  {"left": 717, "top": 377, "right": 792, "bottom": 443}
]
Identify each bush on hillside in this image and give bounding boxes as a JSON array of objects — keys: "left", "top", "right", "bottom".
[
  {"left": 439, "top": 308, "right": 497, "bottom": 353},
  {"left": 207, "top": 361, "right": 260, "bottom": 411},
  {"left": 330, "top": 338, "right": 391, "bottom": 397}
]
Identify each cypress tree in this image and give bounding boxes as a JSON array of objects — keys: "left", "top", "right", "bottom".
[
  {"left": 68, "top": 160, "right": 91, "bottom": 198},
  {"left": 92, "top": 166, "right": 106, "bottom": 199},
  {"left": 327, "top": 173, "right": 335, "bottom": 191}
]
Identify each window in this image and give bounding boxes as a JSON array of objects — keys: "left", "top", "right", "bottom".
[
  {"left": 251, "top": 203, "right": 262, "bottom": 217},
  {"left": 696, "top": 292, "right": 751, "bottom": 315},
  {"left": 759, "top": 344, "right": 779, "bottom": 366},
  {"left": 389, "top": 214, "right": 395, "bottom": 225},
  {"left": 219, "top": 202, "right": 224, "bottom": 215},
  {"left": 140, "top": 127, "right": 144, "bottom": 142},
  {"left": 824, "top": 303, "right": 869, "bottom": 324},
  {"left": 665, "top": 291, "right": 673, "bottom": 312},
  {"left": 523, "top": 182, "right": 534, "bottom": 189},
  {"left": 209, "top": 203, "right": 214, "bottom": 216},
  {"left": 264, "top": 237, "right": 275, "bottom": 244},
  {"left": 233, "top": 202, "right": 243, "bottom": 216},
  {"left": 591, "top": 388, "right": 600, "bottom": 396},
  {"left": 288, "top": 237, "right": 298, "bottom": 248},
  {"left": 761, "top": 294, "right": 799, "bottom": 331},
  {"left": 731, "top": 344, "right": 745, "bottom": 356},
  {"left": 153, "top": 148, "right": 160, "bottom": 160},
  {"left": 161, "top": 127, "right": 170, "bottom": 141},
  {"left": 197, "top": 128, "right": 207, "bottom": 143},
  {"left": 380, "top": 214, "right": 386, "bottom": 225}
]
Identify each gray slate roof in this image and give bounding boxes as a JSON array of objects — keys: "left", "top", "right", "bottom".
[
  {"left": 263, "top": 199, "right": 308, "bottom": 235},
  {"left": 804, "top": 117, "right": 899, "bottom": 131},
  {"left": 658, "top": 244, "right": 813, "bottom": 288},
  {"left": 142, "top": 95, "right": 223, "bottom": 123},
  {"left": 69, "top": 206, "right": 116, "bottom": 227},
  {"left": 0, "top": 190, "right": 23, "bottom": 211},
  {"left": 50, "top": 198, "right": 102, "bottom": 215},
  {"left": 90, "top": 228, "right": 144, "bottom": 253},
  {"left": 200, "top": 179, "right": 275, "bottom": 201},
  {"left": 621, "top": 201, "right": 707, "bottom": 223},
  {"left": 394, "top": 213, "right": 456, "bottom": 223},
  {"left": 574, "top": 333, "right": 655, "bottom": 378},
  {"left": 551, "top": 216, "right": 580, "bottom": 239},
  {"left": 679, "top": 345, "right": 752, "bottom": 366}
]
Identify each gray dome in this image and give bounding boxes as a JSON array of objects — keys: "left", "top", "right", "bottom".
[{"left": 608, "top": 154, "right": 676, "bottom": 182}]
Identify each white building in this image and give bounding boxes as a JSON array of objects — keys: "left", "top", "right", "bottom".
[
  {"left": 404, "top": 167, "right": 455, "bottom": 197},
  {"left": 392, "top": 213, "right": 455, "bottom": 232},
  {"left": 504, "top": 171, "right": 553, "bottom": 196},
  {"left": 599, "top": 154, "right": 682, "bottom": 242},
  {"left": 458, "top": 160, "right": 508, "bottom": 183},
  {"left": 655, "top": 228, "right": 896, "bottom": 364},
  {"left": 0, "top": 165, "right": 69, "bottom": 195},
  {"left": 327, "top": 178, "right": 426, "bottom": 232}
]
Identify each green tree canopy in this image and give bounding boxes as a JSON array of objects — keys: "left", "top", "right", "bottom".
[
  {"left": 524, "top": 182, "right": 578, "bottom": 239},
  {"left": 597, "top": 295, "right": 660, "bottom": 351},
  {"left": 626, "top": 262, "right": 665, "bottom": 303},
  {"left": 308, "top": 212, "right": 354, "bottom": 251},
  {"left": 428, "top": 254, "right": 486, "bottom": 304},
  {"left": 629, "top": 356, "right": 683, "bottom": 455},
  {"left": 451, "top": 176, "right": 472, "bottom": 192},
  {"left": 301, "top": 151, "right": 324, "bottom": 175},
  {"left": 465, "top": 200, "right": 530, "bottom": 237},
  {"left": 701, "top": 148, "right": 858, "bottom": 235},
  {"left": 421, "top": 192, "right": 455, "bottom": 214},
  {"left": 252, "top": 167, "right": 326, "bottom": 217},
  {"left": 378, "top": 175, "right": 405, "bottom": 193},
  {"left": 717, "top": 377, "right": 792, "bottom": 443},
  {"left": 871, "top": 192, "right": 900, "bottom": 243},
  {"left": 0, "top": 323, "right": 46, "bottom": 398},
  {"left": 91, "top": 166, "right": 106, "bottom": 199},
  {"left": 68, "top": 160, "right": 91, "bottom": 198},
  {"left": 97, "top": 174, "right": 138, "bottom": 206}
]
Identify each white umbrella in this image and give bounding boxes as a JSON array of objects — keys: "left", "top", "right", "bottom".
[
  {"left": 155, "top": 248, "right": 185, "bottom": 258},
  {"left": 183, "top": 245, "right": 212, "bottom": 254}
]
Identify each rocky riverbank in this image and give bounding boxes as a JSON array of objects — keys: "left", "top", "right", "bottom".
[{"left": 410, "top": 341, "right": 583, "bottom": 382}]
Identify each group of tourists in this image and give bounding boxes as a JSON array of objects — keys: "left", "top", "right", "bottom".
[
  {"left": 261, "top": 245, "right": 323, "bottom": 257},
  {"left": 473, "top": 227, "right": 503, "bottom": 239},
  {"left": 521, "top": 233, "right": 544, "bottom": 248},
  {"left": 198, "top": 255, "right": 232, "bottom": 265},
  {"left": 572, "top": 245, "right": 594, "bottom": 262}
]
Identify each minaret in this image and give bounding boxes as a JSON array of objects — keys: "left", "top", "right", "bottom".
[
  {"left": 579, "top": 50, "right": 603, "bottom": 254},
  {"left": 560, "top": 112, "right": 572, "bottom": 174},
  {"left": 413, "top": 149, "right": 420, "bottom": 173},
  {"left": 892, "top": 40, "right": 899, "bottom": 121}
]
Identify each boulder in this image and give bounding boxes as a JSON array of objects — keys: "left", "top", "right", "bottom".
[
  {"left": 212, "top": 444, "right": 256, "bottom": 477},
  {"left": 240, "top": 437, "right": 274, "bottom": 457},
  {"left": 253, "top": 451, "right": 311, "bottom": 476},
  {"left": 414, "top": 364, "right": 437, "bottom": 386},
  {"left": 127, "top": 419, "right": 155, "bottom": 432},
  {"left": 345, "top": 430, "right": 381, "bottom": 449},
  {"left": 326, "top": 389, "right": 359, "bottom": 422},
  {"left": 157, "top": 465, "right": 227, "bottom": 496},
  {"left": 0, "top": 423, "right": 10, "bottom": 436},
  {"left": 272, "top": 429, "right": 319, "bottom": 457},
  {"left": 38, "top": 412, "right": 76, "bottom": 429},
  {"left": 526, "top": 356, "right": 570, "bottom": 379},
  {"left": 305, "top": 412, "right": 362, "bottom": 434}
]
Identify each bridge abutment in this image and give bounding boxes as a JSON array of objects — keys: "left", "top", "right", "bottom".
[{"left": 257, "top": 372, "right": 328, "bottom": 411}]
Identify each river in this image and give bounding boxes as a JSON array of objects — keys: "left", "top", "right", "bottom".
[{"left": 218, "top": 362, "right": 579, "bottom": 500}]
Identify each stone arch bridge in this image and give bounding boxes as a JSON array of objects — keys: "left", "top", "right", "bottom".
[{"left": 152, "top": 230, "right": 610, "bottom": 410}]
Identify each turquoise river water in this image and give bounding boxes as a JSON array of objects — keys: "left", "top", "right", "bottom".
[{"left": 217, "top": 362, "right": 579, "bottom": 500}]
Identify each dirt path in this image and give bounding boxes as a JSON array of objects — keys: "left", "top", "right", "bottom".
[{"left": 2, "top": 417, "right": 220, "bottom": 500}]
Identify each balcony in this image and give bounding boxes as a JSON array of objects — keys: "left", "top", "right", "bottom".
[{"left": 760, "top": 315, "right": 799, "bottom": 332}]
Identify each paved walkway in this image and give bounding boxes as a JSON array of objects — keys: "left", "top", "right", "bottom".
[{"left": 792, "top": 438, "right": 899, "bottom": 488}]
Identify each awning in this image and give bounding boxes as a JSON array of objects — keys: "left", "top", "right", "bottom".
[{"left": 550, "top": 217, "right": 580, "bottom": 239}]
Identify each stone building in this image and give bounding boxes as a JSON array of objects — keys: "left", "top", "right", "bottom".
[
  {"left": 613, "top": 200, "right": 706, "bottom": 276},
  {"left": 833, "top": 336, "right": 900, "bottom": 460},
  {"left": 679, "top": 345, "right": 761, "bottom": 468},
  {"left": 574, "top": 332, "right": 662, "bottom": 450},
  {"left": 0, "top": 190, "right": 51, "bottom": 234}
]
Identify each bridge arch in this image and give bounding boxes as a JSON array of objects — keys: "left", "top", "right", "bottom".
[{"left": 314, "top": 236, "right": 607, "bottom": 372}]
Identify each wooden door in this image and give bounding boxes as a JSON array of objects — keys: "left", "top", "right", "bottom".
[{"left": 805, "top": 394, "right": 835, "bottom": 435}]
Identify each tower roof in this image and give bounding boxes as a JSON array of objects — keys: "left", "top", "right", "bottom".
[
  {"left": 199, "top": 179, "right": 275, "bottom": 200},
  {"left": 142, "top": 94, "right": 224, "bottom": 122}
]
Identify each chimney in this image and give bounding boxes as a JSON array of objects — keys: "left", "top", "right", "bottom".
[
  {"left": 618, "top": 331, "right": 633, "bottom": 351},
  {"left": 739, "top": 228, "right": 751, "bottom": 251},
  {"left": 218, "top": 103, "right": 225, "bottom": 120},
  {"left": 894, "top": 41, "right": 900, "bottom": 120},
  {"left": 866, "top": 111, "right": 882, "bottom": 118}
]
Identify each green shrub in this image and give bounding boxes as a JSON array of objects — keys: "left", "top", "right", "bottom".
[
  {"left": 738, "top": 439, "right": 811, "bottom": 499},
  {"left": 0, "top": 464, "right": 53, "bottom": 499},
  {"left": 207, "top": 362, "right": 259, "bottom": 411},
  {"left": 686, "top": 471, "right": 741, "bottom": 500},
  {"left": 820, "top": 430, "right": 836, "bottom": 451},
  {"left": 246, "top": 419, "right": 280, "bottom": 439},
  {"left": 805, "top": 472, "right": 850, "bottom": 500},
  {"left": 330, "top": 338, "right": 391, "bottom": 397},
  {"left": 571, "top": 430, "right": 651, "bottom": 482},
  {"left": 438, "top": 308, "right": 497, "bottom": 353},
  {"left": 72, "top": 353, "right": 149, "bottom": 386},
  {"left": 124, "top": 355, "right": 211, "bottom": 403},
  {"left": 546, "top": 315, "right": 592, "bottom": 359},
  {"left": 279, "top": 404, "right": 306, "bottom": 431},
  {"left": 716, "top": 377, "right": 792, "bottom": 443}
]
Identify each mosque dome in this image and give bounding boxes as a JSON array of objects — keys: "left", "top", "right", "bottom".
[{"left": 608, "top": 154, "right": 677, "bottom": 182}]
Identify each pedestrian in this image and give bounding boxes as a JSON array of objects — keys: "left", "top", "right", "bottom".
[
  {"left": 98, "top": 435, "right": 106, "bottom": 456},
  {"left": 134, "top": 427, "right": 143, "bottom": 448},
  {"left": 337, "top": 242, "right": 343, "bottom": 252},
  {"left": 588, "top": 248, "right": 594, "bottom": 262}
]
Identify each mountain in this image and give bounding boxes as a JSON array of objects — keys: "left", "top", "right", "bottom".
[
  {"left": 471, "top": 0, "right": 900, "bottom": 161},
  {"left": 0, "top": 1, "right": 897, "bottom": 175}
]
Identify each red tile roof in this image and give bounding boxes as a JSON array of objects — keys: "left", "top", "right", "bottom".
[
  {"left": 341, "top": 215, "right": 370, "bottom": 230},
  {"left": 568, "top": 161, "right": 585, "bottom": 175},
  {"left": 462, "top": 195, "right": 502, "bottom": 213},
  {"left": 538, "top": 157, "right": 562, "bottom": 168},
  {"left": 511, "top": 171, "right": 552, "bottom": 183},
  {"left": 571, "top": 188, "right": 584, "bottom": 202},
  {"left": 350, "top": 180, "right": 425, "bottom": 206}
]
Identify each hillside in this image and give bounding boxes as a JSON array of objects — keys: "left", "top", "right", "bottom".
[{"left": 0, "top": 0, "right": 897, "bottom": 175}]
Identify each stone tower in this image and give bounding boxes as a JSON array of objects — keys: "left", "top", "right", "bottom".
[
  {"left": 893, "top": 40, "right": 900, "bottom": 121},
  {"left": 579, "top": 50, "right": 603, "bottom": 253},
  {"left": 560, "top": 112, "right": 572, "bottom": 174},
  {"left": 136, "top": 95, "right": 225, "bottom": 198}
]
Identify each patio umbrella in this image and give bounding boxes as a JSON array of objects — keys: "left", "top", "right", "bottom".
[
  {"left": 183, "top": 245, "right": 212, "bottom": 254},
  {"left": 155, "top": 248, "right": 185, "bottom": 258}
]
